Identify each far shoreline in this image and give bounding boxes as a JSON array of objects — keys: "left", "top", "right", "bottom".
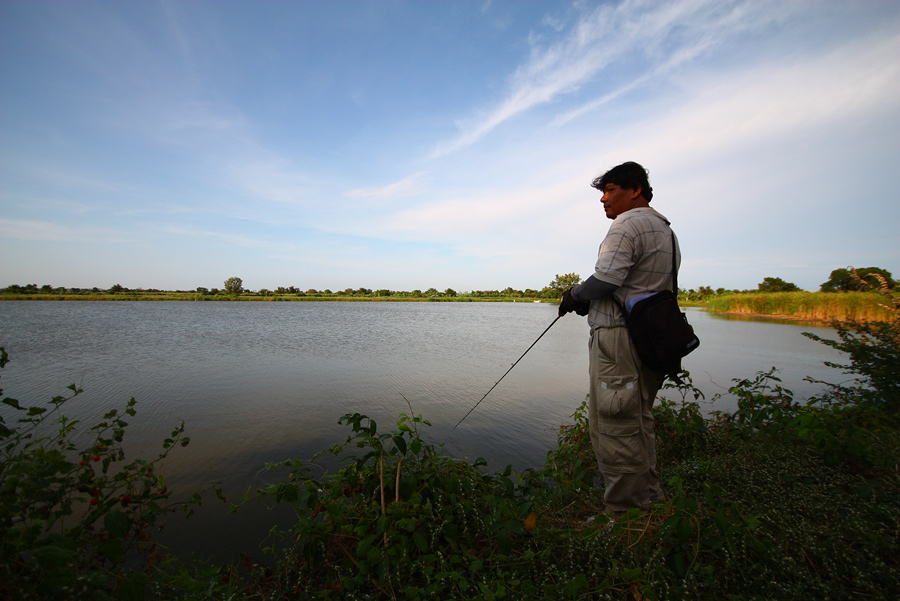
[
  {"left": 2, "top": 291, "right": 891, "bottom": 324},
  {"left": 0, "top": 294, "right": 549, "bottom": 303}
]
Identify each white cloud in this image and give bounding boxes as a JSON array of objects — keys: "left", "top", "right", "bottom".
[
  {"left": 162, "top": 225, "right": 278, "bottom": 249},
  {"left": 431, "top": 0, "right": 797, "bottom": 157},
  {"left": 601, "top": 29, "right": 900, "bottom": 173},
  {"left": 345, "top": 172, "right": 430, "bottom": 200},
  {"left": 223, "top": 156, "right": 320, "bottom": 209},
  {"left": 331, "top": 9, "right": 900, "bottom": 289},
  {"left": 0, "top": 219, "right": 131, "bottom": 243}
]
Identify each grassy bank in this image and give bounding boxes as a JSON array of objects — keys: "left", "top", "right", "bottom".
[
  {"left": 704, "top": 291, "right": 893, "bottom": 322},
  {"left": 206, "top": 382, "right": 898, "bottom": 601},
  {"left": 4, "top": 357, "right": 899, "bottom": 599}
]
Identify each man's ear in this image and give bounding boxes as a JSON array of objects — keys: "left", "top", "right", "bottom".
[{"left": 630, "top": 185, "right": 642, "bottom": 200}]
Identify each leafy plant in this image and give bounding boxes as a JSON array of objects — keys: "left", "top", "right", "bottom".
[
  {"left": 804, "top": 267, "right": 900, "bottom": 411},
  {"left": 243, "top": 406, "right": 547, "bottom": 598},
  {"left": 655, "top": 372, "right": 712, "bottom": 461},
  {"left": 0, "top": 347, "right": 218, "bottom": 600}
]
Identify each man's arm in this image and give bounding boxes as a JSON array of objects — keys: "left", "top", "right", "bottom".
[
  {"left": 559, "top": 275, "right": 619, "bottom": 317},
  {"left": 572, "top": 274, "right": 619, "bottom": 301}
]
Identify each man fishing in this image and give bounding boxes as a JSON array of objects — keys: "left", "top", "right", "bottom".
[{"left": 558, "top": 161, "right": 680, "bottom": 515}]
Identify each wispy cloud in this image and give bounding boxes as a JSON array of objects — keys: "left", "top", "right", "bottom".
[
  {"left": 549, "top": 40, "right": 711, "bottom": 127},
  {"left": 345, "top": 172, "right": 430, "bottom": 200},
  {"left": 430, "top": 0, "right": 795, "bottom": 157},
  {"left": 162, "top": 225, "right": 279, "bottom": 249},
  {"left": 603, "top": 29, "right": 900, "bottom": 171},
  {"left": 0, "top": 219, "right": 132, "bottom": 243},
  {"left": 225, "top": 157, "right": 318, "bottom": 207}
]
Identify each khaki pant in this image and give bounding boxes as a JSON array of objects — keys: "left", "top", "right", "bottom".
[{"left": 588, "top": 326, "right": 664, "bottom": 512}]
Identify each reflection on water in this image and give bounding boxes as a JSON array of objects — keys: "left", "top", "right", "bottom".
[
  {"left": 682, "top": 307, "right": 847, "bottom": 407},
  {"left": 0, "top": 301, "right": 846, "bottom": 561}
]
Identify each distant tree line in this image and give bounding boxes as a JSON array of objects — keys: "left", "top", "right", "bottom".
[
  {"left": 678, "top": 267, "right": 897, "bottom": 302},
  {"left": 2, "top": 267, "right": 895, "bottom": 301},
  {"left": 1, "top": 284, "right": 142, "bottom": 295}
]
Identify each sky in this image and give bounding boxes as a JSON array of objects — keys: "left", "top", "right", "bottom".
[{"left": 1, "top": 0, "right": 899, "bottom": 293}]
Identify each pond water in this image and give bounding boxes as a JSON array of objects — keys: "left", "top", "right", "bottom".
[{"left": 0, "top": 300, "right": 846, "bottom": 561}]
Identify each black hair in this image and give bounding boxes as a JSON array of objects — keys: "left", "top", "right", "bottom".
[{"left": 590, "top": 161, "right": 653, "bottom": 201}]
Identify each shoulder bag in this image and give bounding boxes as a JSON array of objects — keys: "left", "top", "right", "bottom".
[{"left": 614, "top": 232, "right": 699, "bottom": 384}]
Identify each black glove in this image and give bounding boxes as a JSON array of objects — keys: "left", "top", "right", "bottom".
[{"left": 559, "top": 288, "right": 590, "bottom": 317}]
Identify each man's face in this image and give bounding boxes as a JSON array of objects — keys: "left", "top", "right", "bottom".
[{"left": 600, "top": 183, "right": 641, "bottom": 219}]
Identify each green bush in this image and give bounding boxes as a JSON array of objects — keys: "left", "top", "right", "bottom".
[
  {"left": 218, "top": 367, "right": 900, "bottom": 600},
  {"left": 242, "top": 409, "right": 544, "bottom": 598},
  {"left": 0, "top": 347, "right": 219, "bottom": 600},
  {"left": 804, "top": 319, "right": 900, "bottom": 412}
]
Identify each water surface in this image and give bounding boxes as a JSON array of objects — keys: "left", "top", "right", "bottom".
[{"left": 0, "top": 300, "right": 845, "bottom": 560}]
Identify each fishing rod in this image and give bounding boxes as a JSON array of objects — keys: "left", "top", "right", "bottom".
[{"left": 453, "top": 315, "right": 561, "bottom": 429}]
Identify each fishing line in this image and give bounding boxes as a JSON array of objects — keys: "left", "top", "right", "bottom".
[{"left": 453, "top": 315, "right": 560, "bottom": 429}]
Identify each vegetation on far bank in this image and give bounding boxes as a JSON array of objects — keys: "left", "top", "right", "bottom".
[
  {"left": 0, "top": 286, "right": 891, "bottom": 324},
  {"left": 2, "top": 270, "right": 899, "bottom": 599},
  {"left": 0, "top": 291, "right": 551, "bottom": 303},
  {"left": 5, "top": 269, "right": 898, "bottom": 324},
  {"left": 0, "top": 275, "right": 580, "bottom": 303},
  {"left": 703, "top": 290, "right": 894, "bottom": 322}
]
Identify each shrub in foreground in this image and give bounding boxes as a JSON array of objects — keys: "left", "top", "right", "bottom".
[
  {"left": 0, "top": 347, "right": 220, "bottom": 600},
  {"left": 230, "top": 370, "right": 899, "bottom": 600}
]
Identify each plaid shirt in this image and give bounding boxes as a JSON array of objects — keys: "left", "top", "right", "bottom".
[{"left": 588, "top": 207, "right": 680, "bottom": 329}]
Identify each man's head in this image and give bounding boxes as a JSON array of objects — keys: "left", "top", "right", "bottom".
[{"left": 590, "top": 161, "right": 653, "bottom": 219}]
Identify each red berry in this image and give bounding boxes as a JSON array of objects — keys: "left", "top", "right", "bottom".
[
  {"left": 92, "top": 490, "right": 100, "bottom": 497},
  {"left": 79, "top": 460, "right": 85, "bottom": 466},
  {"left": 92, "top": 455, "right": 100, "bottom": 462},
  {"left": 90, "top": 498, "right": 98, "bottom": 506},
  {"left": 120, "top": 495, "right": 131, "bottom": 506}
]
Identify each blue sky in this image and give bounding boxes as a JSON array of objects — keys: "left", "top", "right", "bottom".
[{"left": 2, "top": 0, "right": 898, "bottom": 293}]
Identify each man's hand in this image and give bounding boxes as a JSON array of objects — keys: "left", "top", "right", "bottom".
[{"left": 559, "top": 288, "right": 590, "bottom": 317}]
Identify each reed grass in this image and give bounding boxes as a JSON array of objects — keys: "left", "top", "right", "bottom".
[{"left": 705, "top": 291, "right": 892, "bottom": 322}]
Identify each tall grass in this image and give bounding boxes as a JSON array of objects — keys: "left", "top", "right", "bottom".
[{"left": 705, "top": 291, "right": 892, "bottom": 322}]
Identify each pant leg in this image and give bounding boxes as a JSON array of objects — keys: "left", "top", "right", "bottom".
[
  {"left": 588, "top": 327, "right": 663, "bottom": 512},
  {"left": 644, "top": 389, "right": 664, "bottom": 503}
]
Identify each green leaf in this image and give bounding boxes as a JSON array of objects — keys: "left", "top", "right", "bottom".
[
  {"left": 413, "top": 530, "right": 428, "bottom": 552},
  {"left": 357, "top": 534, "right": 375, "bottom": 555},
  {"left": 117, "top": 571, "right": 148, "bottom": 601},
  {"left": 393, "top": 435, "right": 407, "bottom": 455},
  {"left": 669, "top": 551, "right": 687, "bottom": 577},
  {"left": 376, "top": 514, "right": 389, "bottom": 533},
  {"left": 98, "top": 539, "right": 125, "bottom": 564},
  {"left": 562, "top": 573, "right": 588, "bottom": 597},
  {"left": 399, "top": 476, "right": 417, "bottom": 500},
  {"left": 104, "top": 510, "right": 130, "bottom": 539},
  {"left": 33, "top": 545, "right": 77, "bottom": 568},
  {"left": 497, "top": 528, "right": 512, "bottom": 556},
  {"left": 2, "top": 398, "right": 21, "bottom": 410}
]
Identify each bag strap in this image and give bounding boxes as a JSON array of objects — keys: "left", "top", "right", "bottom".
[
  {"left": 670, "top": 231, "right": 677, "bottom": 295},
  {"left": 614, "top": 229, "right": 678, "bottom": 319}
]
